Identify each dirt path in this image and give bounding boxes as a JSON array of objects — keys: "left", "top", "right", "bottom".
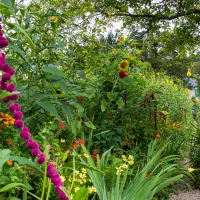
[{"left": 170, "top": 189, "right": 200, "bottom": 200}]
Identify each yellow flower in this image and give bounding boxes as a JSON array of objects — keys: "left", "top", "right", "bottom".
[
  {"left": 119, "top": 35, "right": 125, "bottom": 42},
  {"left": 118, "top": 60, "right": 129, "bottom": 71},
  {"left": 60, "top": 175, "right": 65, "bottom": 182},
  {"left": 51, "top": 16, "right": 57, "bottom": 20},
  {"left": 84, "top": 153, "right": 89, "bottom": 158},
  {"left": 88, "top": 186, "right": 97, "bottom": 194},
  {"left": 75, "top": 187, "right": 80, "bottom": 192},
  {"left": 187, "top": 68, "right": 192, "bottom": 77},
  {"left": 188, "top": 168, "right": 196, "bottom": 173},
  {"left": 115, "top": 166, "right": 123, "bottom": 175},
  {"left": 122, "top": 164, "right": 128, "bottom": 169},
  {"left": 60, "top": 139, "right": 65, "bottom": 143},
  {"left": 128, "top": 160, "right": 134, "bottom": 165}
]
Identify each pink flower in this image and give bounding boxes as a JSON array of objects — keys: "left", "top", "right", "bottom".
[
  {"left": 2, "top": 72, "right": 11, "bottom": 81},
  {"left": 14, "top": 119, "right": 24, "bottom": 128},
  {"left": 31, "top": 148, "right": 41, "bottom": 157},
  {"left": 14, "top": 111, "right": 23, "bottom": 119}
]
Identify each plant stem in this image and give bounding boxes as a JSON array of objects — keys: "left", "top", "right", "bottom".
[
  {"left": 27, "top": 191, "right": 41, "bottom": 200},
  {"left": 70, "top": 151, "right": 76, "bottom": 191},
  {"left": 41, "top": 145, "right": 48, "bottom": 200},
  {"left": 46, "top": 178, "right": 52, "bottom": 200}
]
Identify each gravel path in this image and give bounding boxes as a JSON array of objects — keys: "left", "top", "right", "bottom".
[{"left": 170, "top": 189, "right": 200, "bottom": 200}]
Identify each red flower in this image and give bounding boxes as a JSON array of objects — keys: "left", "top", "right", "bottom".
[
  {"left": 78, "top": 96, "right": 85, "bottom": 103},
  {"left": 106, "top": 116, "right": 112, "bottom": 120},
  {"left": 93, "top": 152, "right": 97, "bottom": 159},
  {"left": 78, "top": 140, "right": 84, "bottom": 145},
  {"left": 125, "top": 140, "right": 131, "bottom": 145},
  {"left": 7, "top": 141, "right": 13, "bottom": 146},
  {"left": 58, "top": 120, "right": 66, "bottom": 130},
  {"left": 73, "top": 144, "right": 77, "bottom": 149},
  {"left": 119, "top": 70, "right": 129, "bottom": 78}
]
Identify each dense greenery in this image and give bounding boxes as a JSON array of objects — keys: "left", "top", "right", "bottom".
[{"left": 0, "top": 0, "right": 199, "bottom": 200}]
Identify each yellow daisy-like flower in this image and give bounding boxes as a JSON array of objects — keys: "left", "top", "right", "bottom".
[
  {"left": 187, "top": 68, "right": 192, "bottom": 77},
  {"left": 119, "top": 35, "right": 125, "bottom": 42},
  {"left": 118, "top": 60, "right": 129, "bottom": 71},
  {"left": 51, "top": 16, "right": 57, "bottom": 21}
]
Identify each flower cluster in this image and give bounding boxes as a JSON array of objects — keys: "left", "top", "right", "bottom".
[
  {"left": 47, "top": 162, "right": 69, "bottom": 200},
  {"left": 0, "top": 111, "right": 14, "bottom": 126},
  {"left": 0, "top": 18, "right": 69, "bottom": 200},
  {"left": 115, "top": 155, "right": 134, "bottom": 175}
]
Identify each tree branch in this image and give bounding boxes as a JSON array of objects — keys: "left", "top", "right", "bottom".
[{"left": 112, "top": 9, "right": 200, "bottom": 21}]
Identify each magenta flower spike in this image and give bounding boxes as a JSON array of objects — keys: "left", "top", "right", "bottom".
[{"left": 0, "top": 17, "right": 69, "bottom": 200}]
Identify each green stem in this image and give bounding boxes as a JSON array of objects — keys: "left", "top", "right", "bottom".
[
  {"left": 27, "top": 191, "right": 41, "bottom": 200},
  {"left": 70, "top": 151, "right": 76, "bottom": 191},
  {"left": 46, "top": 178, "right": 52, "bottom": 200},
  {"left": 40, "top": 145, "right": 48, "bottom": 200}
]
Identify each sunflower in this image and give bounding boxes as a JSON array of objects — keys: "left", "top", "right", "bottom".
[{"left": 118, "top": 60, "right": 129, "bottom": 71}]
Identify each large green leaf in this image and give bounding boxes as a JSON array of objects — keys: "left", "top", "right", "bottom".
[
  {"left": 42, "top": 65, "right": 68, "bottom": 78},
  {"left": 0, "top": 149, "right": 11, "bottom": 170},
  {"left": 37, "top": 101, "right": 60, "bottom": 119},
  {"left": 8, "top": 44, "right": 31, "bottom": 66},
  {"left": 0, "top": 0, "right": 13, "bottom": 12},
  {"left": 0, "top": 183, "right": 27, "bottom": 192},
  {"left": 0, "top": 2, "right": 11, "bottom": 16},
  {"left": 0, "top": 91, "right": 20, "bottom": 100},
  {"left": 73, "top": 187, "right": 89, "bottom": 200},
  {"left": 9, "top": 156, "right": 44, "bottom": 175},
  {"left": 84, "top": 121, "right": 96, "bottom": 130},
  {"left": 13, "top": 23, "right": 35, "bottom": 54}
]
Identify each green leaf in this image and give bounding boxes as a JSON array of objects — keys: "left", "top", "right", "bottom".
[
  {"left": 0, "top": 2, "right": 11, "bottom": 16},
  {"left": 118, "top": 77, "right": 133, "bottom": 86},
  {"left": 69, "top": 101, "right": 84, "bottom": 113},
  {"left": 107, "top": 92, "right": 116, "bottom": 101},
  {"left": 76, "top": 70, "right": 86, "bottom": 79},
  {"left": 0, "top": 91, "right": 20, "bottom": 100},
  {"left": 73, "top": 187, "right": 89, "bottom": 200},
  {"left": 0, "top": 183, "right": 27, "bottom": 192},
  {"left": 9, "top": 156, "right": 44, "bottom": 175},
  {"left": 37, "top": 101, "right": 60, "bottom": 119},
  {"left": 63, "top": 161, "right": 102, "bottom": 172},
  {"left": 117, "top": 99, "right": 124, "bottom": 109},
  {"left": 42, "top": 66, "right": 67, "bottom": 78},
  {"left": 0, "top": 0, "right": 13, "bottom": 12},
  {"left": 14, "top": 23, "right": 35, "bottom": 54},
  {"left": 101, "top": 99, "right": 107, "bottom": 112},
  {"left": 8, "top": 44, "right": 31, "bottom": 66},
  {"left": 0, "top": 149, "right": 11, "bottom": 170},
  {"left": 84, "top": 121, "right": 96, "bottom": 130}
]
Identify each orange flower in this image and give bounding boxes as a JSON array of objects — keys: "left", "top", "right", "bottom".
[
  {"left": 156, "top": 134, "right": 161, "bottom": 139},
  {"left": 6, "top": 160, "right": 13, "bottom": 166},
  {"left": 0, "top": 112, "right": 14, "bottom": 125}
]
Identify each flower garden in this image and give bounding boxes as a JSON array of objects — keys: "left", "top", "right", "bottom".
[{"left": 1, "top": 1, "right": 200, "bottom": 200}]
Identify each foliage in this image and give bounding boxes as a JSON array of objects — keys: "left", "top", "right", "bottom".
[{"left": 80, "top": 141, "right": 193, "bottom": 200}]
